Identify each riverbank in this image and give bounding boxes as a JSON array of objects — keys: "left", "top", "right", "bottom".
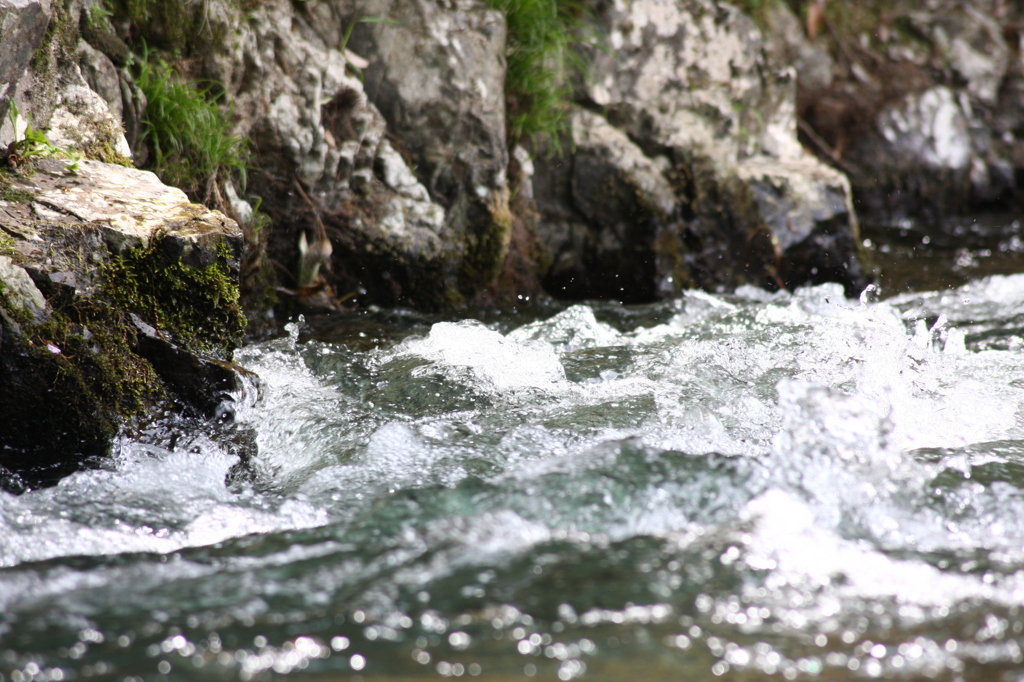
[{"left": 2, "top": 0, "right": 1024, "bottom": 487}]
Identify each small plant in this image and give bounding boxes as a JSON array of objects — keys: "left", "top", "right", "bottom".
[
  {"left": 337, "top": 16, "right": 395, "bottom": 81},
  {"left": 484, "top": 0, "right": 589, "bottom": 147},
  {"left": 2, "top": 101, "right": 81, "bottom": 171},
  {"left": 133, "top": 48, "right": 248, "bottom": 202}
]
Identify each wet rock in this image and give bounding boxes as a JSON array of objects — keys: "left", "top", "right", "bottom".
[
  {"left": 535, "top": 0, "right": 865, "bottom": 300},
  {"left": 0, "top": 158, "right": 248, "bottom": 488},
  {"left": 536, "top": 109, "right": 676, "bottom": 301},
  {"left": 131, "top": 315, "right": 260, "bottom": 422},
  {"left": 736, "top": 157, "right": 861, "bottom": 288}
]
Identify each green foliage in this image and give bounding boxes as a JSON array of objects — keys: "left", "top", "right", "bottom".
[
  {"left": 0, "top": 185, "right": 35, "bottom": 203},
  {"left": 484, "top": 0, "right": 588, "bottom": 145},
  {"left": 2, "top": 102, "right": 81, "bottom": 171},
  {"left": 133, "top": 50, "right": 248, "bottom": 202},
  {"left": 85, "top": 1, "right": 114, "bottom": 29},
  {"left": 0, "top": 230, "right": 16, "bottom": 257}
]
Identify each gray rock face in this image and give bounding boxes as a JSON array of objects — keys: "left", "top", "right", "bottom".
[
  {"left": 191, "top": 0, "right": 508, "bottom": 308},
  {"left": 535, "top": 0, "right": 864, "bottom": 300},
  {"left": 349, "top": 0, "right": 508, "bottom": 209},
  {"left": 0, "top": 0, "right": 50, "bottom": 125},
  {"left": 777, "top": 0, "right": 1024, "bottom": 223},
  {"left": 876, "top": 86, "right": 972, "bottom": 173},
  {"left": 78, "top": 40, "right": 122, "bottom": 122}
]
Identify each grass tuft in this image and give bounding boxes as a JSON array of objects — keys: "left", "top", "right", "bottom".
[
  {"left": 133, "top": 49, "right": 248, "bottom": 202},
  {"left": 485, "top": 0, "right": 588, "bottom": 147}
]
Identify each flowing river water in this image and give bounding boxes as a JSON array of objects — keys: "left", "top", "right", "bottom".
[{"left": 6, "top": 260, "right": 1024, "bottom": 680}]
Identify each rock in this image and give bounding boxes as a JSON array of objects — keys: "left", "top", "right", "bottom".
[
  {"left": 736, "top": 157, "right": 861, "bottom": 288},
  {"left": 536, "top": 109, "right": 676, "bottom": 301},
  {"left": 770, "top": 0, "right": 1024, "bottom": 224},
  {"left": 762, "top": 1, "right": 833, "bottom": 95},
  {"left": 0, "top": 0, "right": 51, "bottom": 125},
  {"left": 131, "top": 314, "right": 260, "bottom": 422},
  {"left": 189, "top": 0, "right": 484, "bottom": 309},
  {"left": 2, "top": 0, "right": 132, "bottom": 166},
  {"left": 534, "top": 0, "right": 865, "bottom": 300},
  {"left": 46, "top": 83, "right": 132, "bottom": 161},
  {"left": 77, "top": 39, "right": 123, "bottom": 122},
  {"left": 876, "top": 86, "right": 972, "bottom": 173},
  {"left": 0, "top": 157, "right": 248, "bottom": 488},
  {"left": 349, "top": 0, "right": 510, "bottom": 290},
  {"left": 0, "top": 255, "right": 48, "bottom": 322},
  {"left": 910, "top": 6, "right": 1008, "bottom": 107}
]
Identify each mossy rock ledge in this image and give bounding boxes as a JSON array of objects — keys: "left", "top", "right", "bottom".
[{"left": 0, "top": 158, "right": 256, "bottom": 491}]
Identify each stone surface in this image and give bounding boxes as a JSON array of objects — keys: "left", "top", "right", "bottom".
[
  {"left": 349, "top": 0, "right": 508, "bottom": 224},
  {"left": 0, "top": 255, "right": 48, "bottom": 322},
  {"left": 0, "top": 157, "right": 248, "bottom": 489},
  {"left": 876, "top": 86, "right": 972, "bottom": 173},
  {"left": 534, "top": 0, "right": 865, "bottom": 300},
  {"left": 186, "top": 0, "right": 508, "bottom": 308},
  {"left": 772, "top": 0, "right": 1024, "bottom": 223},
  {"left": 77, "top": 39, "right": 123, "bottom": 122},
  {"left": 0, "top": 0, "right": 51, "bottom": 126}
]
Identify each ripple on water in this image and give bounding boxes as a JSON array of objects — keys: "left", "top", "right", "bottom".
[{"left": 4, "top": 279, "right": 1024, "bottom": 680}]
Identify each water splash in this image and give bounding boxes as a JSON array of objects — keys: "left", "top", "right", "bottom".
[{"left": 5, "top": 278, "right": 1024, "bottom": 681}]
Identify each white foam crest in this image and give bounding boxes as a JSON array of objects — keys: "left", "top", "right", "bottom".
[
  {"left": 357, "top": 421, "right": 449, "bottom": 480},
  {"left": 891, "top": 272, "right": 1024, "bottom": 323},
  {"left": 0, "top": 445, "right": 327, "bottom": 567},
  {"left": 774, "top": 380, "right": 895, "bottom": 468},
  {"left": 740, "top": 489, "right": 1024, "bottom": 615},
  {"left": 236, "top": 340, "right": 365, "bottom": 483},
  {"left": 507, "top": 304, "right": 622, "bottom": 351},
  {"left": 393, "top": 320, "right": 569, "bottom": 392}
]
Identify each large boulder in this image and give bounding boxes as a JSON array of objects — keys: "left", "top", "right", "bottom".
[
  {"left": 772, "top": 0, "right": 1024, "bottom": 224},
  {"left": 0, "top": 159, "right": 253, "bottom": 489},
  {"left": 349, "top": 0, "right": 511, "bottom": 290},
  {"left": 179, "top": 0, "right": 509, "bottom": 309},
  {"left": 533, "top": 0, "right": 865, "bottom": 300}
]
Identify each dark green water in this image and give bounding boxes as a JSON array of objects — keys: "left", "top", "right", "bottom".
[{"left": 5, "top": 269, "right": 1024, "bottom": 681}]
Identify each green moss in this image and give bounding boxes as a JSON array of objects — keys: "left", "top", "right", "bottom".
[
  {"left": 29, "top": 301, "right": 165, "bottom": 416},
  {"left": 0, "top": 186, "right": 35, "bottom": 203},
  {"left": 102, "top": 236, "right": 246, "bottom": 358},
  {"left": 0, "top": 232, "right": 16, "bottom": 257},
  {"left": 31, "top": 0, "right": 78, "bottom": 74}
]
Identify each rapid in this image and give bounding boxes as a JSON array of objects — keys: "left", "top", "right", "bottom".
[{"left": 4, "top": 272, "right": 1024, "bottom": 681}]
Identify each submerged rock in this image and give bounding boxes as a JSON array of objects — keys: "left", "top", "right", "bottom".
[{"left": 0, "top": 159, "right": 252, "bottom": 489}]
